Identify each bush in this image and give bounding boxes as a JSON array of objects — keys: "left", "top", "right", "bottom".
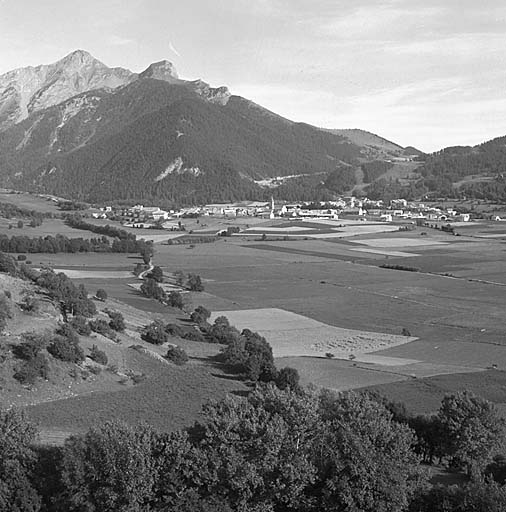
[
  {"left": 165, "top": 346, "right": 189, "bottom": 365},
  {"left": 147, "top": 266, "right": 164, "bottom": 282},
  {"left": 89, "top": 345, "right": 108, "bottom": 365},
  {"left": 275, "top": 367, "right": 301, "bottom": 391},
  {"left": 140, "top": 278, "right": 166, "bottom": 302},
  {"left": 14, "top": 353, "right": 49, "bottom": 384},
  {"left": 105, "top": 310, "right": 126, "bottom": 332},
  {"left": 190, "top": 306, "right": 211, "bottom": 325},
  {"left": 70, "top": 315, "right": 92, "bottom": 336},
  {"left": 205, "top": 316, "right": 240, "bottom": 344},
  {"left": 19, "top": 294, "right": 40, "bottom": 313},
  {"left": 89, "top": 319, "right": 117, "bottom": 341},
  {"left": 96, "top": 289, "right": 107, "bottom": 301},
  {"left": 0, "top": 295, "right": 12, "bottom": 332},
  {"left": 167, "top": 291, "right": 184, "bottom": 309},
  {"left": 187, "top": 273, "right": 204, "bottom": 291},
  {"left": 164, "top": 323, "right": 184, "bottom": 337},
  {"left": 141, "top": 321, "right": 168, "bottom": 345},
  {"left": 17, "top": 254, "right": 26, "bottom": 261},
  {"left": 13, "top": 333, "right": 48, "bottom": 361},
  {"left": 48, "top": 335, "right": 85, "bottom": 363}
]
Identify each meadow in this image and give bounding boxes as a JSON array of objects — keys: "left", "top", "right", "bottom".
[{"left": 6, "top": 205, "right": 506, "bottom": 422}]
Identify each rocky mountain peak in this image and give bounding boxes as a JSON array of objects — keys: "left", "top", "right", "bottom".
[
  {"left": 139, "top": 60, "right": 179, "bottom": 82},
  {"left": 59, "top": 49, "right": 99, "bottom": 66}
]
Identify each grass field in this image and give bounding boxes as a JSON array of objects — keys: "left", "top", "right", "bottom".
[
  {"left": 366, "top": 370, "right": 506, "bottom": 415},
  {"left": 209, "top": 308, "right": 416, "bottom": 357},
  {"left": 26, "top": 359, "right": 248, "bottom": 434},
  {"left": 3, "top": 203, "right": 506, "bottom": 431}
]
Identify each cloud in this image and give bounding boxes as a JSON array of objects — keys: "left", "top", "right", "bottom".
[
  {"left": 108, "top": 35, "right": 134, "bottom": 46},
  {"left": 168, "top": 41, "right": 181, "bottom": 58}
]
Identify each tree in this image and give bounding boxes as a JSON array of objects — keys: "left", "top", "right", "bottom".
[
  {"left": 89, "top": 345, "right": 108, "bottom": 365},
  {"left": 140, "top": 278, "right": 166, "bottom": 302},
  {"left": 47, "top": 334, "right": 85, "bottom": 363},
  {"left": 275, "top": 367, "right": 301, "bottom": 391},
  {"left": 409, "top": 480, "right": 506, "bottom": 512},
  {"left": 70, "top": 315, "right": 92, "bottom": 336},
  {"left": 314, "top": 391, "right": 424, "bottom": 512},
  {"left": 165, "top": 346, "right": 189, "bottom": 365},
  {"left": 59, "top": 422, "right": 157, "bottom": 512},
  {"left": 141, "top": 321, "right": 168, "bottom": 345},
  {"left": 0, "top": 408, "right": 41, "bottom": 512},
  {"left": 190, "top": 306, "right": 211, "bottom": 325},
  {"left": 106, "top": 310, "right": 126, "bottom": 332},
  {"left": 167, "top": 291, "right": 184, "bottom": 309},
  {"left": 437, "top": 391, "right": 506, "bottom": 474},
  {"left": 191, "top": 385, "right": 319, "bottom": 511},
  {"left": 148, "top": 266, "right": 164, "bottom": 283},
  {"left": 96, "top": 289, "right": 107, "bottom": 301},
  {"left": 17, "top": 220, "right": 23, "bottom": 229},
  {"left": 174, "top": 270, "right": 185, "bottom": 287},
  {"left": 186, "top": 273, "right": 204, "bottom": 292}
]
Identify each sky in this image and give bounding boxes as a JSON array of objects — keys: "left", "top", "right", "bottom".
[{"left": 1, "top": 0, "right": 506, "bottom": 152}]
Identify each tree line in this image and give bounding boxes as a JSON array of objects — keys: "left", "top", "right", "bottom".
[
  {"left": 64, "top": 214, "right": 136, "bottom": 240},
  {"left": 0, "top": 234, "right": 152, "bottom": 254},
  {"left": 3, "top": 385, "right": 506, "bottom": 511}
]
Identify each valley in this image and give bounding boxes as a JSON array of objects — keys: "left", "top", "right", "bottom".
[{"left": 1, "top": 191, "right": 504, "bottom": 441}]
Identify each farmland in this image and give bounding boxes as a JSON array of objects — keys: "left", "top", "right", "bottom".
[{"left": 2, "top": 192, "right": 506, "bottom": 423}]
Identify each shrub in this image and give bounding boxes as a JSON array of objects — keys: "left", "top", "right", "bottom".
[
  {"left": 14, "top": 353, "right": 49, "bottom": 384},
  {"left": 275, "top": 367, "right": 301, "bottom": 391},
  {"left": 164, "top": 323, "right": 184, "bottom": 337},
  {"left": 13, "top": 333, "right": 48, "bottom": 361},
  {"left": 187, "top": 273, "right": 204, "bottom": 291},
  {"left": 140, "top": 278, "right": 166, "bottom": 302},
  {"left": 182, "top": 328, "right": 206, "bottom": 342},
  {"left": 17, "top": 220, "right": 23, "bottom": 229},
  {"left": 17, "top": 254, "right": 26, "bottom": 261},
  {"left": 89, "top": 345, "right": 108, "bottom": 365},
  {"left": 167, "top": 291, "right": 184, "bottom": 309},
  {"left": 19, "top": 294, "right": 40, "bottom": 313},
  {"left": 89, "top": 319, "right": 116, "bottom": 340},
  {"left": 105, "top": 310, "right": 126, "bottom": 332},
  {"left": 190, "top": 305, "right": 211, "bottom": 325},
  {"left": 165, "top": 346, "right": 189, "bottom": 365},
  {"left": 402, "top": 328, "right": 411, "bottom": 337},
  {"left": 141, "top": 321, "right": 168, "bottom": 345},
  {"left": 70, "top": 315, "right": 92, "bottom": 336},
  {"left": 96, "top": 289, "right": 107, "bottom": 301},
  {"left": 325, "top": 352, "right": 335, "bottom": 359},
  {"left": 48, "top": 335, "right": 85, "bottom": 363},
  {"left": 206, "top": 316, "right": 240, "bottom": 344},
  {"left": 0, "top": 295, "right": 12, "bottom": 332},
  {"left": 4, "top": 290, "right": 11, "bottom": 299},
  {"left": 147, "top": 266, "right": 164, "bottom": 282}
]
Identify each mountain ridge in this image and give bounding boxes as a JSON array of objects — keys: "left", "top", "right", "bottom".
[{"left": 0, "top": 50, "right": 426, "bottom": 204}]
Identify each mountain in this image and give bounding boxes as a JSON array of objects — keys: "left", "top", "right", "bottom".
[
  {"left": 0, "top": 50, "right": 135, "bottom": 131},
  {"left": 415, "top": 136, "right": 506, "bottom": 200},
  {"left": 0, "top": 50, "right": 413, "bottom": 204},
  {"left": 323, "top": 129, "right": 403, "bottom": 158}
]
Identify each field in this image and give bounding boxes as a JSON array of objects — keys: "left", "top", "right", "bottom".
[
  {"left": 4, "top": 200, "right": 506, "bottom": 427},
  {"left": 209, "top": 308, "right": 416, "bottom": 357}
]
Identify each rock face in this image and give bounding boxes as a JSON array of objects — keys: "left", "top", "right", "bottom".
[
  {"left": 0, "top": 50, "right": 135, "bottom": 130},
  {"left": 0, "top": 50, "right": 231, "bottom": 132},
  {"left": 139, "top": 60, "right": 179, "bottom": 83}
]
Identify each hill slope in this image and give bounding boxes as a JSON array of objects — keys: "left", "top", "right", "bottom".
[{"left": 0, "top": 50, "right": 420, "bottom": 204}]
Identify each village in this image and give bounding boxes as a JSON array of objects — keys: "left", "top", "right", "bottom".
[{"left": 88, "top": 196, "right": 477, "bottom": 232}]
